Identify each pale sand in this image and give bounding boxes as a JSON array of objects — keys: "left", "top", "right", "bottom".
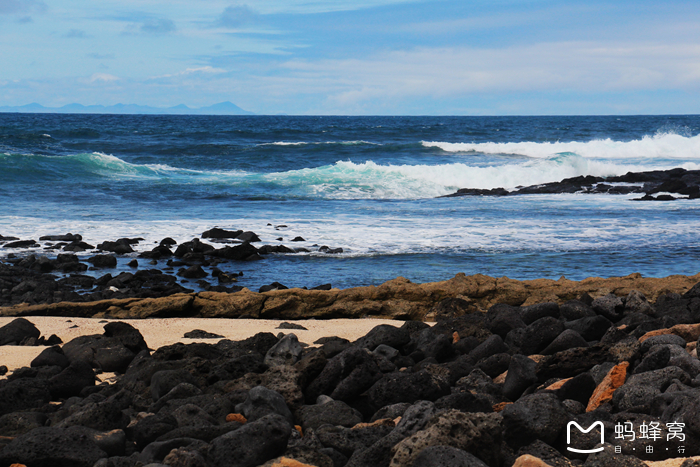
[{"left": 0, "top": 316, "right": 403, "bottom": 374}]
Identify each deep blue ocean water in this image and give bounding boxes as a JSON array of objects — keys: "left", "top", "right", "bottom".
[{"left": 1, "top": 113, "right": 700, "bottom": 290}]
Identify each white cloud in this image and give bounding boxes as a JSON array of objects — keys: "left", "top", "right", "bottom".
[
  {"left": 89, "top": 73, "right": 120, "bottom": 83},
  {"left": 273, "top": 41, "right": 700, "bottom": 109},
  {"left": 149, "top": 66, "right": 227, "bottom": 80}
]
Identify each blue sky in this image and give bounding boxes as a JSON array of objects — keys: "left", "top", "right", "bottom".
[{"left": 1, "top": 0, "right": 700, "bottom": 115}]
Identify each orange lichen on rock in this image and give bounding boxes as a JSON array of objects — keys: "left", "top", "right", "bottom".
[
  {"left": 352, "top": 418, "right": 396, "bottom": 429},
  {"left": 586, "top": 361, "right": 629, "bottom": 412},
  {"left": 225, "top": 413, "right": 247, "bottom": 423},
  {"left": 294, "top": 425, "right": 303, "bottom": 437},
  {"left": 512, "top": 455, "right": 554, "bottom": 467},
  {"left": 268, "top": 458, "right": 316, "bottom": 467},
  {"left": 493, "top": 402, "right": 513, "bottom": 412},
  {"left": 639, "top": 323, "right": 700, "bottom": 343},
  {"left": 544, "top": 377, "right": 572, "bottom": 391}
]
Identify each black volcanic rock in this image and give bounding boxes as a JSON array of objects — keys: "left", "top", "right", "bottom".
[{"left": 443, "top": 167, "right": 700, "bottom": 201}]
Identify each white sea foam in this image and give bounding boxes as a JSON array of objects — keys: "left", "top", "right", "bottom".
[
  {"left": 3, "top": 194, "right": 699, "bottom": 260},
  {"left": 265, "top": 157, "right": 653, "bottom": 197},
  {"left": 423, "top": 133, "right": 700, "bottom": 161}
]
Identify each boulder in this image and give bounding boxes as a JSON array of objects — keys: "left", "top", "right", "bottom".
[
  {"left": 501, "top": 393, "right": 568, "bottom": 449},
  {"left": 0, "top": 318, "right": 40, "bottom": 345},
  {"left": 390, "top": 410, "right": 502, "bottom": 467},
  {"left": 503, "top": 355, "right": 538, "bottom": 401},
  {"left": 49, "top": 360, "right": 96, "bottom": 399},
  {"left": 31, "top": 345, "right": 70, "bottom": 368},
  {"left": 296, "top": 400, "right": 362, "bottom": 431},
  {"left": 0, "top": 426, "right": 107, "bottom": 467},
  {"left": 235, "top": 386, "right": 294, "bottom": 424},
  {"left": 505, "top": 317, "right": 565, "bottom": 355},
  {"left": 411, "top": 445, "right": 489, "bottom": 467},
  {"left": 367, "top": 370, "right": 451, "bottom": 410},
  {"left": 88, "top": 254, "right": 118, "bottom": 268},
  {"left": 207, "top": 414, "right": 292, "bottom": 467},
  {"left": 265, "top": 333, "right": 303, "bottom": 367}
]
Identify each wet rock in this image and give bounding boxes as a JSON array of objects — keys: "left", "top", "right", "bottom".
[{"left": 88, "top": 254, "right": 118, "bottom": 268}]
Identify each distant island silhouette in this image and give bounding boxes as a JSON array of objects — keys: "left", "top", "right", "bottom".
[{"left": 0, "top": 101, "right": 254, "bottom": 115}]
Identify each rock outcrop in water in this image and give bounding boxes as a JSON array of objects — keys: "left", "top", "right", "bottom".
[
  {"left": 3, "top": 283, "right": 700, "bottom": 466},
  {"left": 443, "top": 167, "right": 700, "bottom": 201},
  {"left": 2, "top": 272, "right": 699, "bottom": 320}
]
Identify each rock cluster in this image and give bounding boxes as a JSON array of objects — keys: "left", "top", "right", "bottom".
[
  {"left": 2, "top": 282, "right": 700, "bottom": 466},
  {"left": 0, "top": 228, "right": 345, "bottom": 308},
  {"left": 444, "top": 167, "right": 700, "bottom": 201}
]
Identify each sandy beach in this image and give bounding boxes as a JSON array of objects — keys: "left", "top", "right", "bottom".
[{"left": 0, "top": 316, "right": 403, "bottom": 374}]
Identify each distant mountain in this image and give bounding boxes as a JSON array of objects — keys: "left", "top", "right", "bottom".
[{"left": 0, "top": 101, "right": 254, "bottom": 115}]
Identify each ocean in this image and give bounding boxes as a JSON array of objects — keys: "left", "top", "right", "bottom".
[{"left": 1, "top": 113, "right": 700, "bottom": 291}]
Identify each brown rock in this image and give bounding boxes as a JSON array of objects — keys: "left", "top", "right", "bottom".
[
  {"left": 586, "top": 361, "right": 629, "bottom": 412},
  {"left": 226, "top": 413, "right": 247, "bottom": 423},
  {"left": 351, "top": 418, "right": 396, "bottom": 429},
  {"left": 294, "top": 425, "right": 303, "bottom": 437},
  {"left": 512, "top": 455, "right": 554, "bottom": 467},
  {"left": 640, "top": 323, "right": 700, "bottom": 343},
  {"left": 452, "top": 331, "right": 460, "bottom": 343},
  {"left": 2, "top": 272, "right": 699, "bottom": 320},
  {"left": 266, "top": 457, "right": 316, "bottom": 467},
  {"left": 544, "top": 378, "right": 572, "bottom": 391}
]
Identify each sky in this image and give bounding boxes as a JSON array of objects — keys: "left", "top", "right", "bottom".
[{"left": 1, "top": 0, "right": 700, "bottom": 115}]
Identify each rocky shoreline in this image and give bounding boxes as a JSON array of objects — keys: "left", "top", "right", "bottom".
[
  {"left": 0, "top": 227, "right": 346, "bottom": 309},
  {"left": 2, "top": 276, "right": 700, "bottom": 466},
  {"left": 2, "top": 272, "right": 700, "bottom": 321},
  {"left": 443, "top": 167, "right": 700, "bottom": 201}
]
